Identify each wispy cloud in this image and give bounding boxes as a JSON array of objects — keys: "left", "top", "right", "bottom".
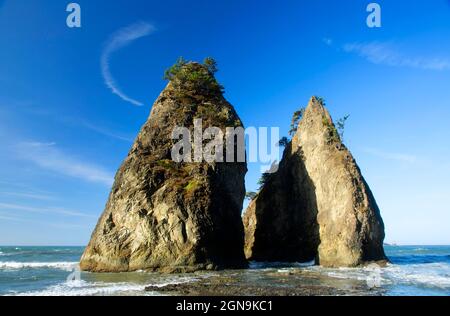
[
  {"left": 101, "top": 22, "right": 155, "bottom": 106},
  {"left": 0, "top": 191, "right": 56, "bottom": 201},
  {"left": 362, "top": 147, "right": 418, "bottom": 164},
  {"left": 0, "top": 100, "right": 134, "bottom": 143},
  {"left": 343, "top": 41, "right": 450, "bottom": 71},
  {"left": 15, "top": 142, "right": 114, "bottom": 186},
  {"left": 81, "top": 121, "right": 134, "bottom": 142},
  {"left": 0, "top": 202, "right": 96, "bottom": 218},
  {"left": 0, "top": 211, "right": 21, "bottom": 221},
  {"left": 0, "top": 210, "right": 93, "bottom": 230}
]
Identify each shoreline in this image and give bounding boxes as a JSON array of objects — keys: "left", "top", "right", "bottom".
[{"left": 144, "top": 268, "right": 382, "bottom": 296}]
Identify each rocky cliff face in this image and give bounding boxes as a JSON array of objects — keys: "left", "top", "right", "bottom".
[
  {"left": 243, "top": 142, "right": 319, "bottom": 262},
  {"left": 80, "top": 61, "right": 247, "bottom": 272},
  {"left": 244, "top": 97, "right": 386, "bottom": 267}
]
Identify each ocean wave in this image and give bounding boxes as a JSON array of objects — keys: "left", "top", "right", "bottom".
[
  {"left": 386, "top": 263, "right": 450, "bottom": 289},
  {"left": 11, "top": 281, "right": 147, "bottom": 297},
  {"left": 11, "top": 276, "right": 199, "bottom": 296},
  {"left": 149, "top": 276, "right": 202, "bottom": 288},
  {"left": 0, "top": 250, "right": 80, "bottom": 257},
  {"left": 0, "top": 261, "right": 78, "bottom": 271},
  {"left": 0, "top": 251, "right": 29, "bottom": 257},
  {"left": 307, "top": 262, "right": 450, "bottom": 290}
]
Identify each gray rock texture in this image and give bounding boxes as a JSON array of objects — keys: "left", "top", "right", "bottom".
[
  {"left": 244, "top": 97, "right": 386, "bottom": 267},
  {"left": 81, "top": 62, "right": 247, "bottom": 272}
]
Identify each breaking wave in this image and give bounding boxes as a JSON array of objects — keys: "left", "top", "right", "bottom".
[
  {"left": 10, "top": 276, "right": 199, "bottom": 296},
  {"left": 0, "top": 261, "right": 78, "bottom": 271},
  {"left": 306, "top": 262, "right": 450, "bottom": 290}
]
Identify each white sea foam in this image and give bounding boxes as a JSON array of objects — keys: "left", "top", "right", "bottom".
[
  {"left": 0, "top": 261, "right": 78, "bottom": 271},
  {"left": 0, "top": 251, "right": 28, "bottom": 257},
  {"left": 385, "top": 263, "right": 450, "bottom": 289},
  {"left": 306, "top": 262, "right": 450, "bottom": 290},
  {"left": 12, "top": 276, "right": 199, "bottom": 296},
  {"left": 14, "top": 281, "right": 148, "bottom": 296},
  {"left": 146, "top": 279, "right": 197, "bottom": 290}
]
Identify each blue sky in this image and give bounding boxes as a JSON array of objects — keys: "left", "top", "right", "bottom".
[{"left": 0, "top": 0, "right": 450, "bottom": 245}]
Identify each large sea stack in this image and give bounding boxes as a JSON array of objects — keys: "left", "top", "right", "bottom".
[
  {"left": 244, "top": 97, "right": 387, "bottom": 267},
  {"left": 81, "top": 59, "right": 247, "bottom": 272}
]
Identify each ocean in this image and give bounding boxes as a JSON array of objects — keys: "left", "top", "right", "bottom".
[{"left": 0, "top": 245, "right": 449, "bottom": 296}]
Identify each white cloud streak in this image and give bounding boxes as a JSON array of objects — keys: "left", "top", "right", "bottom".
[
  {"left": 81, "top": 121, "right": 133, "bottom": 142},
  {"left": 343, "top": 42, "right": 450, "bottom": 71},
  {"left": 101, "top": 22, "right": 154, "bottom": 106},
  {"left": 0, "top": 212, "right": 21, "bottom": 221},
  {"left": 363, "top": 147, "right": 418, "bottom": 164},
  {"left": 0, "top": 202, "right": 96, "bottom": 219},
  {"left": 0, "top": 210, "right": 93, "bottom": 230},
  {"left": 15, "top": 142, "right": 114, "bottom": 186},
  {"left": 0, "top": 191, "right": 56, "bottom": 201}
]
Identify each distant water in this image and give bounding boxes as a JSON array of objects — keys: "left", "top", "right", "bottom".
[{"left": 0, "top": 245, "right": 449, "bottom": 296}]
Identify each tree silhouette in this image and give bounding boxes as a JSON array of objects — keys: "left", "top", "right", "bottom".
[{"left": 289, "top": 108, "right": 305, "bottom": 136}]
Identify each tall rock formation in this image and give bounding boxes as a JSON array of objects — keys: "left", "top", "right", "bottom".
[
  {"left": 81, "top": 60, "right": 247, "bottom": 272},
  {"left": 244, "top": 97, "right": 386, "bottom": 267},
  {"left": 243, "top": 143, "right": 319, "bottom": 263}
]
